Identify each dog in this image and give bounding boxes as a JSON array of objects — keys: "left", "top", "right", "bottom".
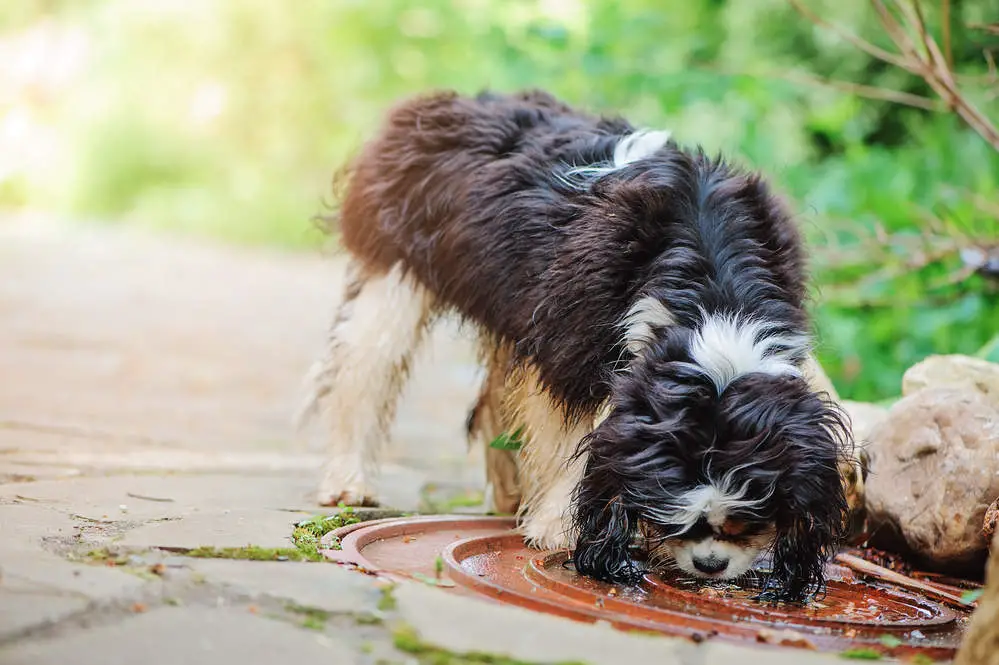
[{"left": 297, "top": 89, "right": 862, "bottom": 602}]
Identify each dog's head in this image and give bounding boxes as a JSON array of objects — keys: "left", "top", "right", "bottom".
[{"left": 571, "top": 320, "right": 854, "bottom": 603}]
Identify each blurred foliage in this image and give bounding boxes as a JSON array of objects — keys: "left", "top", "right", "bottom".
[{"left": 1, "top": 0, "right": 997, "bottom": 401}]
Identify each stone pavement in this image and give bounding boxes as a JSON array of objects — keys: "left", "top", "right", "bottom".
[{"left": 0, "top": 218, "right": 845, "bottom": 664}]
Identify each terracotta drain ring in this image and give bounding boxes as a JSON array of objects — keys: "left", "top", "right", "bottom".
[
  {"left": 527, "top": 550, "right": 956, "bottom": 629},
  {"left": 324, "top": 515, "right": 971, "bottom": 658}
]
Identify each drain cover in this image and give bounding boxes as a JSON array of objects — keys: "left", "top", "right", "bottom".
[{"left": 322, "top": 515, "right": 974, "bottom": 658}]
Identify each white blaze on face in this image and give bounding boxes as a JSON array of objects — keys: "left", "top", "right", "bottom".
[
  {"left": 687, "top": 311, "right": 808, "bottom": 393},
  {"left": 646, "top": 470, "right": 778, "bottom": 580}
]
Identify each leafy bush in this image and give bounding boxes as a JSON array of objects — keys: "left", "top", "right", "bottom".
[{"left": 2, "top": 0, "right": 996, "bottom": 400}]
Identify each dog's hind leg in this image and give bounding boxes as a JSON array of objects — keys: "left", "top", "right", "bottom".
[{"left": 297, "top": 261, "right": 434, "bottom": 507}]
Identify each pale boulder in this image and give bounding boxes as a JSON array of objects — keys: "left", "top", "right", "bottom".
[
  {"left": 865, "top": 388, "right": 999, "bottom": 573},
  {"left": 902, "top": 354, "right": 999, "bottom": 404}
]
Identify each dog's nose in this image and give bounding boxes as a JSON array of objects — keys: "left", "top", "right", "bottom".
[{"left": 692, "top": 556, "right": 728, "bottom": 575}]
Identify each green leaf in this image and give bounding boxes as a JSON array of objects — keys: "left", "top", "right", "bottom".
[
  {"left": 412, "top": 572, "right": 455, "bottom": 588},
  {"left": 976, "top": 333, "right": 999, "bottom": 363},
  {"left": 839, "top": 648, "right": 884, "bottom": 660},
  {"left": 878, "top": 635, "right": 902, "bottom": 648},
  {"left": 489, "top": 426, "right": 526, "bottom": 451},
  {"left": 961, "top": 588, "right": 984, "bottom": 604}
]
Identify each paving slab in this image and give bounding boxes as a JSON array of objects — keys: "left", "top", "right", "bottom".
[
  {"left": 392, "top": 579, "right": 846, "bottom": 665},
  {"left": 0, "top": 504, "right": 152, "bottom": 641},
  {"left": 0, "top": 220, "right": 481, "bottom": 471},
  {"left": 183, "top": 560, "right": 383, "bottom": 615},
  {"left": 0, "top": 474, "right": 319, "bottom": 521},
  {"left": 0, "top": 503, "right": 82, "bottom": 554},
  {"left": 117, "top": 508, "right": 304, "bottom": 550},
  {"left": 0, "top": 551, "right": 152, "bottom": 641},
  {"left": 0, "top": 607, "right": 353, "bottom": 665}
]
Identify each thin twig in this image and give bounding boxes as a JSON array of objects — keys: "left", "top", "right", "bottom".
[
  {"left": 835, "top": 553, "right": 973, "bottom": 607},
  {"left": 942, "top": 0, "right": 952, "bottom": 67},
  {"left": 788, "top": 0, "right": 918, "bottom": 72},
  {"left": 771, "top": 69, "right": 942, "bottom": 110},
  {"left": 967, "top": 22, "right": 999, "bottom": 36},
  {"left": 797, "top": 0, "right": 999, "bottom": 150}
]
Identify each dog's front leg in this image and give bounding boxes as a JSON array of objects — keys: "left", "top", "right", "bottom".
[
  {"left": 519, "top": 450, "right": 588, "bottom": 549},
  {"left": 507, "top": 368, "right": 590, "bottom": 549}
]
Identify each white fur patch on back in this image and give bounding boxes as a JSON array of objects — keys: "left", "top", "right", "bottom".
[
  {"left": 558, "top": 128, "right": 672, "bottom": 187},
  {"left": 688, "top": 311, "right": 808, "bottom": 394},
  {"left": 620, "top": 295, "right": 676, "bottom": 354},
  {"left": 612, "top": 129, "right": 673, "bottom": 168}
]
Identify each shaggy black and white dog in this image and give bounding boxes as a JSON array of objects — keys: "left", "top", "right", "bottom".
[{"left": 298, "top": 90, "right": 860, "bottom": 603}]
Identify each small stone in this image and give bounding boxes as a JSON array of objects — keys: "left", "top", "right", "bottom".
[
  {"left": 902, "top": 354, "right": 999, "bottom": 405},
  {"left": 984, "top": 499, "right": 999, "bottom": 540}
]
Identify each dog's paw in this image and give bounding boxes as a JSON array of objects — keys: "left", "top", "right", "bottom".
[
  {"left": 316, "top": 483, "right": 379, "bottom": 508},
  {"left": 520, "top": 513, "right": 575, "bottom": 551}
]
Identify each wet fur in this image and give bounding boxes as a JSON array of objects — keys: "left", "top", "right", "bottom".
[{"left": 305, "top": 89, "right": 855, "bottom": 603}]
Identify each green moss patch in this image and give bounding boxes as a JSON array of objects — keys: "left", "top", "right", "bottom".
[
  {"left": 286, "top": 603, "right": 332, "bottom": 630},
  {"left": 393, "top": 625, "right": 587, "bottom": 665},
  {"left": 183, "top": 545, "right": 318, "bottom": 562},
  {"left": 292, "top": 507, "right": 361, "bottom": 554}
]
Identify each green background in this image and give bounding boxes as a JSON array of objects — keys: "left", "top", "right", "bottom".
[{"left": 2, "top": 0, "right": 997, "bottom": 401}]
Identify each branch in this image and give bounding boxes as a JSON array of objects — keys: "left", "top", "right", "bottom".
[
  {"left": 787, "top": 0, "right": 918, "bottom": 72},
  {"left": 942, "top": 0, "right": 952, "bottom": 67},
  {"left": 968, "top": 22, "right": 999, "bottom": 36},
  {"left": 780, "top": 69, "right": 943, "bottom": 110},
  {"left": 792, "top": 0, "right": 999, "bottom": 151}
]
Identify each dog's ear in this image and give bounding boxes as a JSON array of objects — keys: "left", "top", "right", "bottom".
[
  {"left": 570, "top": 424, "right": 644, "bottom": 585},
  {"left": 766, "top": 394, "right": 852, "bottom": 603}
]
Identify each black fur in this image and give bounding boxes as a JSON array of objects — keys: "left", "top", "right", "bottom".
[{"left": 334, "top": 89, "right": 854, "bottom": 603}]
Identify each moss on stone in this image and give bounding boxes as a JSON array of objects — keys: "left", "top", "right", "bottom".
[
  {"left": 392, "top": 624, "right": 587, "bottom": 665},
  {"left": 183, "top": 545, "right": 316, "bottom": 562},
  {"left": 292, "top": 507, "right": 361, "bottom": 554}
]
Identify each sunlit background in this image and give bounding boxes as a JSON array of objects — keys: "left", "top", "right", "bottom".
[{"left": 2, "top": 0, "right": 997, "bottom": 401}]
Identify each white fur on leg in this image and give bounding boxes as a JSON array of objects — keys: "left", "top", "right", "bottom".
[
  {"left": 299, "top": 261, "right": 433, "bottom": 506},
  {"left": 509, "top": 367, "right": 589, "bottom": 550}
]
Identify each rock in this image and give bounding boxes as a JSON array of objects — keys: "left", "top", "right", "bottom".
[
  {"left": 902, "top": 354, "right": 999, "bottom": 404},
  {"left": 954, "top": 534, "right": 999, "bottom": 665},
  {"left": 841, "top": 400, "right": 888, "bottom": 444},
  {"left": 985, "top": 499, "right": 999, "bottom": 541},
  {"left": 865, "top": 389, "right": 999, "bottom": 573}
]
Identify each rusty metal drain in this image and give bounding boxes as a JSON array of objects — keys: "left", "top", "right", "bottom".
[{"left": 321, "top": 515, "right": 976, "bottom": 658}]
